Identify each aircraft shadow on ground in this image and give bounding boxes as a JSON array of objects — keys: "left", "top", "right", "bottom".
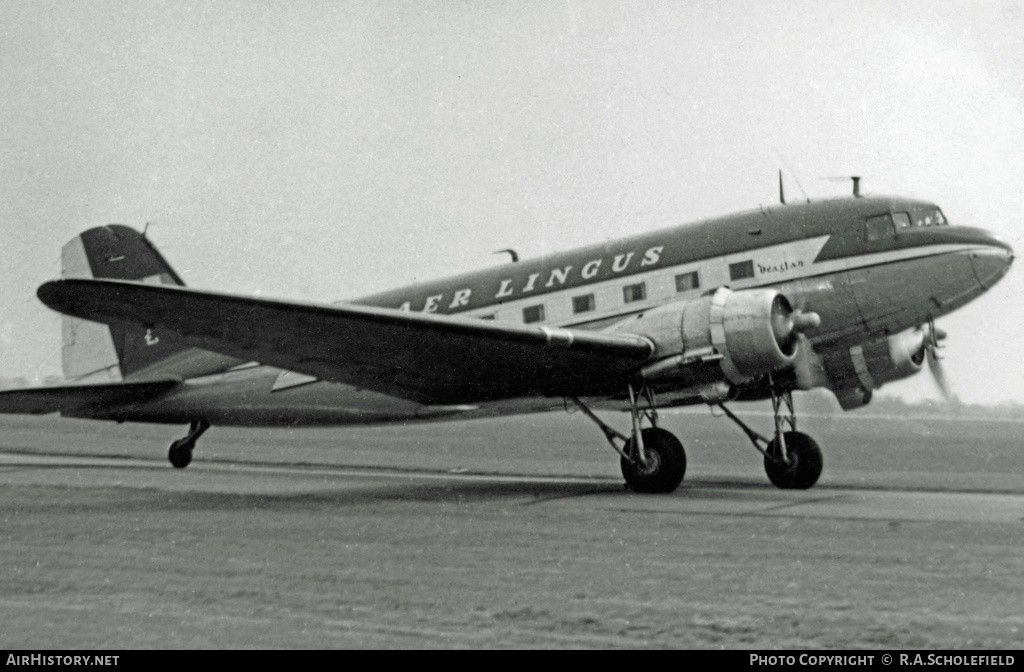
[{"left": 12, "top": 477, "right": 631, "bottom": 513}]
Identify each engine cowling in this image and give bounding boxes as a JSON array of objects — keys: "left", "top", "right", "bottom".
[
  {"left": 821, "top": 326, "right": 928, "bottom": 397},
  {"left": 609, "top": 287, "right": 820, "bottom": 384}
]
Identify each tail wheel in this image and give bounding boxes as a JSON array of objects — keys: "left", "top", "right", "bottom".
[
  {"left": 764, "top": 431, "right": 822, "bottom": 489},
  {"left": 167, "top": 419, "right": 209, "bottom": 469},
  {"left": 168, "top": 439, "right": 194, "bottom": 469},
  {"left": 620, "top": 427, "right": 686, "bottom": 494}
]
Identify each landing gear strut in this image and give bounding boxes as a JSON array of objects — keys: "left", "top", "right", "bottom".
[
  {"left": 717, "top": 383, "right": 822, "bottom": 489},
  {"left": 168, "top": 419, "right": 210, "bottom": 469},
  {"left": 571, "top": 384, "right": 686, "bottom": 493}
]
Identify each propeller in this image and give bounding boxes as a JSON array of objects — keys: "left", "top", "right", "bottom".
[
  {"left": 770, "top": 297, "right": 821, "bottom": 354},
  {"left": 923, "top": 322, "right": 953, "bottom": 403},
  {"left": 792, "top": 333, "right": 828, "bottom": 390}
]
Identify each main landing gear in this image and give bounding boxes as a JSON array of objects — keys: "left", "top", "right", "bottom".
[
  {"left": 572, "top": 379, "right": 822, "bottom": 492},
  {"left": 716, "top": 387, "right": 823, "bottom": 489},
  {"left": 571, "top": 384, "right": 686, "bottom": 493},
  {"left": 168, "top": 419, "right": 210, "bottom": 469}
]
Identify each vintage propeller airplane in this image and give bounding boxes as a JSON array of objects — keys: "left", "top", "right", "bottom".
[{"left": 0, "top": 187, "right": 1013, "bottom": 492}]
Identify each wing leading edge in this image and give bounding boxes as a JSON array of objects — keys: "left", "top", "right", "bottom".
[
  {"left": 0, "top": 379, "right": 180, "bottom": 415},
  {"left": 37, "top": 279, "right": 656, "bottom": 405}
]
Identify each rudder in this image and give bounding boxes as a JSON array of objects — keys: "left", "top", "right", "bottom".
[{"left": 61, "top": 225, "right": 192, "bottom": 381}]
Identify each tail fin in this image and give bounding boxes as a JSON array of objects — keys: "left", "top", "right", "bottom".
[{"left": 61, "top": 225, "right": 192, "bottom": 381}]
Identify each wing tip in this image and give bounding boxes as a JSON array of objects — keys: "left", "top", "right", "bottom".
[{"left": 37, "top": 278, "right": 72, "bottom": 313}]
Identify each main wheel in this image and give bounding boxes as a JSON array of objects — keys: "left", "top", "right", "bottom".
[
  {"left": 620, "top": 427, "right": 686, "bottom": 494},
  {"left": 168, "top": 439, "right": 194, "bottom": 469},
  {"left": 763, "top": 431, "right": 822, "bottom": 489}
]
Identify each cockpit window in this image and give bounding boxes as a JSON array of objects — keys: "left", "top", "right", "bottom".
[
  {"left": 912, "top": 208, "right": 948, "bottom": 227},
  {"left": 893, "top": 212, "right": 911, "bottom": 229},
  {"left": 865, "top": 214, "right": 894, "bottom": 241}
]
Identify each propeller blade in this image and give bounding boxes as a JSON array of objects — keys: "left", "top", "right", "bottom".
[
  {"left": 924, "top": 325, "right": 954, "bottom": 404},
  {"left": 792, "top": 334, "right": 828, "bottom": 390}
]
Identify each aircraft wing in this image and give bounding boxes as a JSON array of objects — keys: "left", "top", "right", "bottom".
[
  {"left": 37, "top": 279, "right": 656, "bottom": 405},
  {"left": 0, "top": 380, "right": 180, "bottom": 415}
]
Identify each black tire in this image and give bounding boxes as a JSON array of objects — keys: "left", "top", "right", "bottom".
[
  {"left": 620, "top": 427, "right": 686, "bottom": 494},
  {"left": 168, "top": 439, "right": 193, "bottom": 469},
  {"left": 764, "top": 431, "right": 822, "bottom": 489}
]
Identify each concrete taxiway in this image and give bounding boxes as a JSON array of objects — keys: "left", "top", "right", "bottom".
[{"left": 1, "top": 410, "right": 1022, "bottom": 648}]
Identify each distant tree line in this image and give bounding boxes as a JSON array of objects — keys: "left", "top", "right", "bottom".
[
  {"left": 2, "top": 375, "right": 1023, "bottom": 420},
  {"left": 0, "top": 375, "right": 64, "bottom": 390}
]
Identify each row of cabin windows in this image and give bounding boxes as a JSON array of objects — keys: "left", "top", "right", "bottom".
[
  {"left": 520, "top": 270, "right": 703, "bottom": 324},
  {"left": 497, "top": 208, "right": 949, "bottom": 324}
]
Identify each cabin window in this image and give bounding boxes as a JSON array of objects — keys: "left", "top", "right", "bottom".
[
  {"left": 865, "top": 214, "right": 895, "bottom": 241},
  {"left": 675, "top": 270, "right": 700, "bottom": 292},
  {"left": 729, "top": 260, "right": 754, "bottom": 281},
  {"left": 572, "top": 294, "right": 595, "bottom": 314},
  {"left": 522, "top": 305, "right": 545, "bottom": 323},
  {"left": 478, "top": 314, "right": 496, "bottom": 320},
  {"left": 893, "top": 212, "right": 911, "bottom": 229},
  {"left": 623, "top": 283, "right": 646, "bottom": 303}
]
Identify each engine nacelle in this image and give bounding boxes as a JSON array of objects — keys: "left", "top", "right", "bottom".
[
  {"left": 609, "top": 287, "right": 819, "bottom": 384},
  {"left": 821, "top": 326, "right": 928, "bottom": 397}
]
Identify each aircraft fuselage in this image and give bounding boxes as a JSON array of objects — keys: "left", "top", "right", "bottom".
[{"left": 80, "top": 195, "right": 1012, "bottom": 426}]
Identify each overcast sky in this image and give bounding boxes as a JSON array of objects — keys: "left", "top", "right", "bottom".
[{"left": 2, "top": 0, "right": 1023, "bottom": 404}]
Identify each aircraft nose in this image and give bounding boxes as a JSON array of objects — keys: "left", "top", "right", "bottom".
[{"left": 970, "top": 232, "right": 1014, "bottom": 290}]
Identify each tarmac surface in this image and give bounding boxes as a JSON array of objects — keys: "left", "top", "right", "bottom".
[{"left": 1, "top": 407, "right": 1022, "bottom": 648}]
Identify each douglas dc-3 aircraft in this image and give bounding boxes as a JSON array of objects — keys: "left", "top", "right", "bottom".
[{"left": 0, "top": 188, "right": 1013, "bottom": 492}]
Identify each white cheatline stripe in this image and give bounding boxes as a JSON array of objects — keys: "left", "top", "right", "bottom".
[
  {"left": 820, "top": 242, "right": 986, "bottom": 276},
  {"left": 538, "top": 326, "right": 574, "bottom": 347},
  {"left": 461, "top": 238, "right": 986, "bottom": 329}
]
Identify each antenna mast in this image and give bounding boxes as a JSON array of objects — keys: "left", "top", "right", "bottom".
[
  {"left": 494, "top": 249, "right": 519, "bottom": 263},
  {"left": 772, "top": 149, "right": 810, "bottom": 203},
  {"left": 826, "top": 175, "right": 864, "bottom": 198}
]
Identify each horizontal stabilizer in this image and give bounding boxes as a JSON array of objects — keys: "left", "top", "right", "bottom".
[
  {"left": 0, "top": 380, "right": 179, "bottom": 415},
  {"left": 36, "top": 278, "right": 656, "bottom": 404}
]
